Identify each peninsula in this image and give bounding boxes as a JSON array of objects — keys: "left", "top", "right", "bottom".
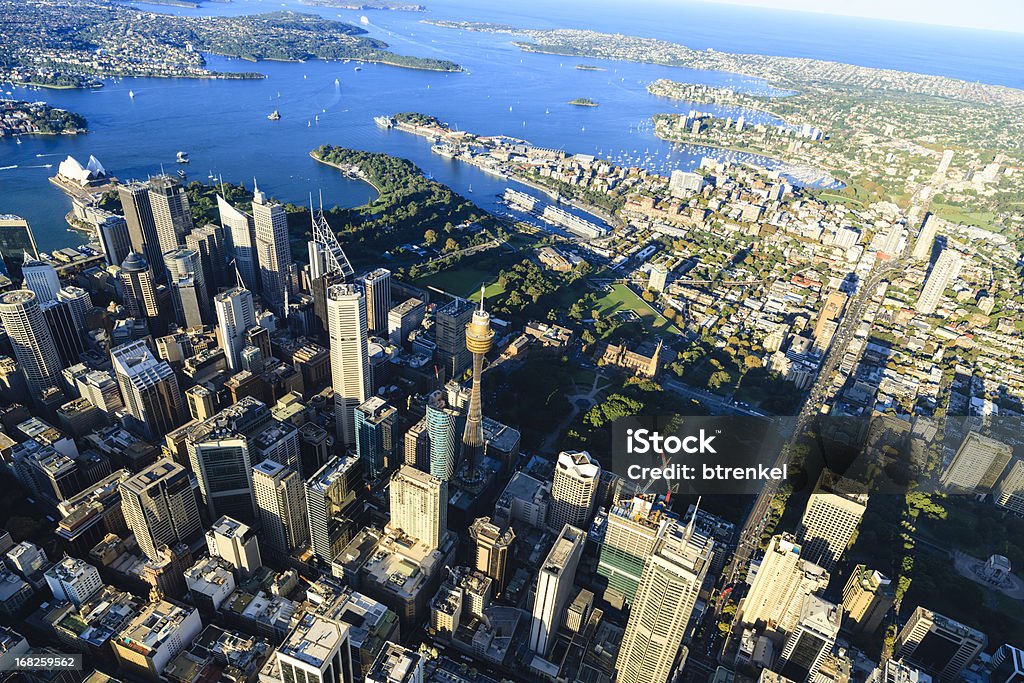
[
  {"left": 0, "top": 101, "right": 87, "bottom": 137},
  {"left": 1, "top": 1, "right": 460, "bottom": 88}
]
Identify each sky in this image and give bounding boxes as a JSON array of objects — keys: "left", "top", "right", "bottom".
[{"left": 698, "top": 0, "right": 1024, "bottom": 33}]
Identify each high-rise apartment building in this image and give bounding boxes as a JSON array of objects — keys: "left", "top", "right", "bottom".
[
  {"left": 469, "top": 517, "right": 514, "bottom": 592},
  {"left": 549, "top": 450, "right": 601, "bottom": 532},
  {"left": 425, "top": 390, "right": 459, "bottom": 481},
  {"left": 912, "top": 214, "right": 939, "bottom": 262},
  {"left": 111, "top": 340, "right": 183, "bottom": 440},
  {"left": 915, "top": 249, "right": 963, "bottom": 315},
  {"left": 120, "top": 458, "right": 202, "bottom": 562},
  {"left": 252, "top": 183, "right": 291, "bottom": 314},
  {"left": 119, "top": 252, "right": 161, "bottom": 320},
  {"left": 389, "top": 464, "right": 447, "bottom": 550},
  {"left": 56, "top": 286, "right": 92, "bottom": 332},
  {"left": 740, "top": 534, "right": 830, "bottom": 635},
  {"left": 895, "top": 607, "right": 987, "bottom": 682},
  {"left": 615, "top": 520, "right": 713, "bottom": 683},
  {"left": 214, "top": 287, "right": 256, "bottom": 371},
  {"left": 842, "top": 565, "right": 894, "bottom": 635},
  {"left": 995, "top": 459, "right": 1024, "bottom": 515},
  {"left": 404, "top": 418, "right": 430, "bottom": 471},
  {"left": 252, "top": 459, "right": 309, "bottom": 557},
  {"left": 326, "top": 283, "right": 370, "bottom": 447},
  {"left": 0, "top": 290, "right": 62, "bottom": 397},
  {"left": 42, "top": 298, "right": 85, "bottom": 366},
  {"left": 940, "top": 431, "right": 1013, "bottom": 493},
  {"left": 530, "top": 524, "right": 585, "bottom": 657},
  {"left": 355, "top": 397, "right": 396, "bottom": 480},
  {"left": 362, "top": 268, "right": 392, "bottom": 335},
  {"left": 796, "top": 471, "right": 868, "bottom": 570}
]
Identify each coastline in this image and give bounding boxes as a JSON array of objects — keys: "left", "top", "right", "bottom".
[{"left": 309, "top": 151, "right": 384, "bottom": 203}]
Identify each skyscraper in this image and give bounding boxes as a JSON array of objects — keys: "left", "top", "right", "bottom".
[
  {"left": 0, "top": 214, "right": 39, "bottom": 278},
  {"left": 120, "top": 458, "right": 202, "bottom": 562},
  {"left": 0, "top": 290, "right": 63, "bottom": 396},
  {"left": 252, "top": 459, "right": 309, "bottom": 557},
  {"left": 326, "top": 283, "right": 370, "bottom": 447},
  {"left": 148, "top": 175, "right": 194, "bottom": 257},
  {"left": 111, "top": 340, "right": 183, "bottom": 441},
  {"left": 549, "top": 450, "right": 600, "bottom": 532},
  {"left": 362, "top": 268, "right": 392, "bottom": 335},
  {"left": 206, "top": 516, "right": 262, "bottom": 578},
  {"left": 96, "top": 214, "right": 132, "bottom": 268},
  {"left": 842, "top": 565, "right": 894, "bottom": 635},
  {"left": 164, "top": 247, "right": 210, "bottom": 327},
  {"left": 41, "top": 299, "right": 85, "bottom": 366},
  {"left": 404, "top": 418, "right": 430, "bottom": 472},
  {"left": 940, "top": 430, "right": 1012, "bottom": 493},
  {"left": 469, "top": 517, "right": 514, "bottom": 592},
  {"left": 461, "top": 290, "right": 494, "bottom": 474},
  {"left": 615, "top": 520, "right": 713, "bottom": 683},
  {"left": 185, "top": 222, "right": 228, "bottom": 298},
  {"left": 252, "top": 182, "right": 292, "bottom": 314},
  {"left": 389, "top": 464, "right": 447, "bottom": 550},
  {"left": 776, "top": 595, "right": 842, "bottom": 682},
  {"left": 530, "top": 524, "right": 585, "bottom": 656},
  {"left": 118, "top": 182, "right": 164, "bottom": 279},
  {"left": 354, "top": 397, "right": 396, "bottom": 480},
  {"left": 912, "top": 214, "right": 939, "bottom": 261},
  {"left": 217, "top": 195, "right": 259, "bottom": 293},
  {"left": 214, "top": 287, "right": 256, "bottom": 372},
  {"left": 305, "top": 455, "right": 361, "bottom": 564},
  {"left": 434, "top": 298, "right": 475, "bottom": 380},
  {"left": 21, "top": 253, "right": 60, "bottom": 303},
  {"left": 739, "top": 534, "right": 830, "bottom": 635},
  {"left": 277, "top": 614, "right": 353, "bottom": 683},
  {"left": 57, "top": 286, "right": 92, "bottom": 332},
  {"left": 597, "top": 495, "right": 678, "bottom": 604},
  {"left": 119, "top": 252, "right": 160, "bottom": 320},
  {"left": 895, "top": 607, "right": 987, "bottom": 682},
  {"left": 186, "top": 398, "right": 291, "bottom": 523},
  {"left": 426, "top": 390, "right": 459, "bottom": 482},
  {"left": 915, "top": 249, "right": 963, "bottom": 315},
  {"left": 796, "top": 471, "right": 868, "bottom": 571}
]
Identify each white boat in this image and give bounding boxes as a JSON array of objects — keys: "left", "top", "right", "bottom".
[
  {"left": 176, "top": 151, "right": 189, "bottom": 164},
  {"left": 129, "top": 90, "right": 135, "bottom": 99},
  {"left": 360, "top": 15, "right": 369, "bottom": 24},
  {"left": 334, "top": 78, "right": 340, "bottom": 86}
]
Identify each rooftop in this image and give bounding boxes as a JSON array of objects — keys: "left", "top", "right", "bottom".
[{"left": 278, "top": 613, "right": 348, "bottom": 669}]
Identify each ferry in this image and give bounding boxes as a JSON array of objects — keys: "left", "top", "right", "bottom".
[
  {"left": 176, "top": 151, "right": 189, "bottom": 164},
  {"left": 268, "top": 110, "right": 281, "bottom": 121},
  {"left": 431, "top": 144, "right": 457, "bottom": 159},
  {"left": 360, "top": 15, "right": 369, "bottom": 25},
  {"left": 374, "top": 115, "right": 394, "bottom": 129}
]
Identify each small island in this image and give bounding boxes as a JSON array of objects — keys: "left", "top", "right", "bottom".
[
  {"left": 575, "top": 64, "right": 605, "bottom": 71},
  {"left": 568, "top": 98, "right": 599, "bottom": 107},
  {"left": 0, "top": 101, "right": 87, "bottom": 136}
]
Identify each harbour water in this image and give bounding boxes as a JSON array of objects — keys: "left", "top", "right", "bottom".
[{"left": 1, "top": 0, "right": 1019, "bottom": 252}]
